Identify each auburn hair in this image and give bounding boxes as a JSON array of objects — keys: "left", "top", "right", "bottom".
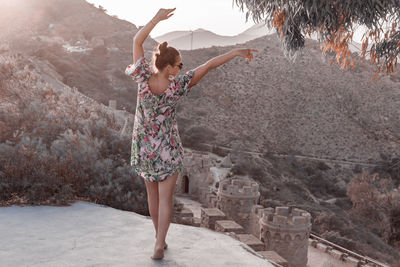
[{"left": 153, "top": 41, "right": 180, "bottom": 71}]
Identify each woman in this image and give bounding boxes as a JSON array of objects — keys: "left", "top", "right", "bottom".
[{"left": 125, "top": 8, "right": 258, "bottom": 260}]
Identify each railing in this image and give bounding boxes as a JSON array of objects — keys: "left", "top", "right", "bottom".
[{"left": 309, "top": 231, "right": 389, "bottom": 267}]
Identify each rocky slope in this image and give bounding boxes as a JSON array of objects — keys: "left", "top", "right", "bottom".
[
  {"left": 0, "top": 0, "right": 156, "bottom": 113},
  {"left": 176, "top": 36, "right": 400, "bottom": 163}
]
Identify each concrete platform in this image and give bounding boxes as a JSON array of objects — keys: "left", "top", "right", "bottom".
[
  {"left": 257, "top": 251, "right": 289, "bottom": 267},
  {"left": 236, "top": 234, "right": 265, "bottom": 251},
  {"left": 215, "top": 220, "right": 245, "bottom": 234},
  {"left": 0, "top": 200, "right": 273, "bottom": 267}
]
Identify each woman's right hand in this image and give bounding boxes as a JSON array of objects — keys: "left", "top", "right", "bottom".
[
  {"left": 153, "top": 8, "right": 176, "bottom": 23},
  {"left": 236, "top": 48, "right": 259, "bottom": 61}
]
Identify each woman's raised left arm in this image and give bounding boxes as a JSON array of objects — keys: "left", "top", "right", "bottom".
[{"left": 133, "top": 8, "right": 176, "bottom": 64}]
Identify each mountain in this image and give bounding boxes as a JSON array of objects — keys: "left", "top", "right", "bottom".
[
  {"left": 155, "top": 24, "right": 367, "bottom": 58},
  {"left": 154, "top": 24, "right": 274, "bottom": 50},
  {"left": 154, "top": 30, "right": 194, "bottom": 43},
  {"left": 0, "top": 0, "right": 157, "bottom": 114},
  {"left": 239, "top": 23, "right": 274, "bottom": 37}
]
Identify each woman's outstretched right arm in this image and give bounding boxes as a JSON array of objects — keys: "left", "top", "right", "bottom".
[
  {"left": 187, "top": 48, "right": 258, "bottom": 88},
  {"left": 133, "top": 8, "right": 176, "bottom": 64}
]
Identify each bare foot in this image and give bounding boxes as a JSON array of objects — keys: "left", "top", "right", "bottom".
[{"left": 151, "top": 246, "right": 164, "bottom": 260}]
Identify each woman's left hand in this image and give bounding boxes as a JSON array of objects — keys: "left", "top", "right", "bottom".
[
  {"left": 153, "top": 8, "right": 176, "bottom": 23},
  {"left": 236, "top": 48, "right": 259, "bottom": 61}
]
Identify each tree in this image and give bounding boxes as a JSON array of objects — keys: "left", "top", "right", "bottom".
[
  {"left": 347, "top": 171, "right": 400, "bottom": 246},
  {"left": 234, "top": 0, "right": 400, "bottom": 78}
]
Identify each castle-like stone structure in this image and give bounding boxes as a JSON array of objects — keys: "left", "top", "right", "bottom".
[
  {"left": 217, "top": 178, "right": 260, "bottom": 233},
  {"left": 260, "top": 206, "right": 311, "bottom": 267},
  {"left": 202, "top": 178, "right": 311, "bottom": 267},
  {"left": 172, "top": 149, "right": 382, "bottom": 267},
  {"left": 174, "top": 150, "right": 312, "bottom": 266},
  {"left": 176, "top": 150, "right": 217, "bottom": 195}
]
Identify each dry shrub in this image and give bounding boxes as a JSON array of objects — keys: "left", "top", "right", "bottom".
[
  {"left": 347, "top": 171, "right": 400, "bottom": 247},
  {"left": 0, "top": 57, "right": 147, "bottom": 215}
]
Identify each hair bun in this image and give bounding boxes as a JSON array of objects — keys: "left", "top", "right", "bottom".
[
  {"left": 153, "top": 42, "right": 179, "bottom": 71},
  {"left": 158, "top": 41, "right": 168, "bottom": 54}
]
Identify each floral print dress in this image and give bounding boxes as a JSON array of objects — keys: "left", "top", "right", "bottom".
[{"left": 125, "top": 55, "right": 195, "bottom": 182}]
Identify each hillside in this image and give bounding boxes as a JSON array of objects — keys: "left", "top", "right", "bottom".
[
  {"left": 0, "top": 0, "right": 157, "bottom": 114},
  {"left": 4, "top": 0, "right": 398, "bottom": 165},
  {"left": 0, "top": 51, "right": 149, "bottom": 214},
  {"left": 175, "top": 36, "right": 400, "bottom": 163}
]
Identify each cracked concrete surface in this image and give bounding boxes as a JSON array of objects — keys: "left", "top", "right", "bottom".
[{"left": 0, "top": 200, "right": 273, "bottom": 267}]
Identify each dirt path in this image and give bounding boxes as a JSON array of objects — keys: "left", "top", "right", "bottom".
[{"left": 199, "top": 142, "right": 384, "bottom": 167}]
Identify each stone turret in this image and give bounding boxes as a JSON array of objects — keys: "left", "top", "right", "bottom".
[
  {"left": 177, "top": 150, "right": 213, "bottom": 195},
  {"left": 260, "top": 206, "right": 312, "bottom": 267},
  {"left": 217, "top": 178, "right": 260, "bottom": 232}
]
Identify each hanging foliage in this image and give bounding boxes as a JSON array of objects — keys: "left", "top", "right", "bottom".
[{"left": 234, "top": 0, "right": 400, "bottom": 78}]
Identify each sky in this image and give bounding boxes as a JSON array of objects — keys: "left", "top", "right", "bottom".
[
  {"left": 84, "top": 0, "right": 374, "bottom": 44},
  {"left": 85, "top": 0, "right": 256, "bottom": 38}
]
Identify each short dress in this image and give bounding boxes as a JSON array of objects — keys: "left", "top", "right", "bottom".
[{"left": 125, "top": 55, "right": 195, "bottom": 182}]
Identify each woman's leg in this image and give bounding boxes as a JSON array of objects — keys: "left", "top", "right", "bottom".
[
  {"left": 144, "top": 179, "right": 159, "bottom": 239},
  {"left": 152, "top": 171, "right": 179, "bottom": 259}
]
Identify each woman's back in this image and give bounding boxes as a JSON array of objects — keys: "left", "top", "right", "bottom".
[{"left": 148, "top": 74, "right": 173, "bottom": 96}]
